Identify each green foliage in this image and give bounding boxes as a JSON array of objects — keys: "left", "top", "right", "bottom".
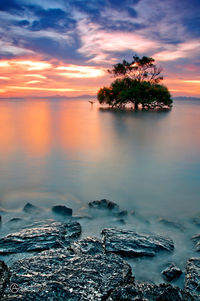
[{"left": 98, "top": 55, "right": 173, "bottom": 110}]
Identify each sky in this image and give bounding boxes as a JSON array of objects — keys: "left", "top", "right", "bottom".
[{"left": 0, "top": 0, "right": 199, "bottom": 98}]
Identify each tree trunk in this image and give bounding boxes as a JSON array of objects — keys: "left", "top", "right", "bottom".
[{"left": 135, "top": 102, "right": 139, "bottom": 111}]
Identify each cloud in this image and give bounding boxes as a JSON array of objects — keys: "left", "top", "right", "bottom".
[
  {"left": 0, "top": 0, "right": 199, "bottom": 97},
  {"left": 0, "top": 0, "right": 24, "bottom": 14},
  {"left": 77, "top": 20, "right": 159, "bottom": 63},
  {"left": 154, "top": 40, "right": 200, "bottom": 61},
  {"left": 56, "top": 65, "right": 105, "bottom": 78}
]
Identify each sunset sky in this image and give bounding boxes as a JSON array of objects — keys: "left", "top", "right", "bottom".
[{"left": 0, "top": 0, "right": 199, "bottom": 98}]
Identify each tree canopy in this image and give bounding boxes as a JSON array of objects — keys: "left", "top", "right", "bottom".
[{"left": 97, "top": 55, "right": 173, "bottom": 111}]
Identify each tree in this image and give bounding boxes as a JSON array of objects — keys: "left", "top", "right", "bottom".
[
  {"left": 108, "top": 55, "right": 163, "bottom": 83},
  {"left": 97, "top": 55, "right": 173, "bottom": 110}
]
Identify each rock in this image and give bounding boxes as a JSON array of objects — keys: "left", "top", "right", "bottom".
[
  {"left": 158, "top": 218, "right": 184, "bottom": 231},
  {"left": 23, "top": 203, "right": 40, "bottom": 214},
  {"left": 52, "top": 205, "right": 73, "bottom": 216},
  {"left": 116, "top": 210, "right": 128, "bottom": 217},
  {"left": 185, "top": 257, "right": 200, "bottom": 299},
  {"left": 88, "top": 199, "right": 128, "bottom": 217},
  {"left": 69, "top": 237, "right": 104, "bottom": 255},
  {"left": 89, "top": 199, "right": 118, "bottom": 210},
  {"left": 0, "top": 221, "right": 81, "bottom": 255},
  {"left": 3, "top": 249, "right": 132, "bottom": 300},
  {"left": 8, "top": 218, "right": 23, "bottom": 223},
  {"left": 162, "top": 264, "right": 182, "bottom": 282},
  {"left": 0, "top": 261, "right": 10, "bottom": 298},
  {"left": 191, "top": 234, "right": 200, "bottom": 251},
  {"left": 102, "top": 228, "right": 174, "bottom": 257},
  {"left": 107, "top": 282, "right": 195, "bottom": 301}
]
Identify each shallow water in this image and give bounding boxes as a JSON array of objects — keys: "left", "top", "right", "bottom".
[{"left": 0, "top": 98, "right": 200, "bottom": 286}]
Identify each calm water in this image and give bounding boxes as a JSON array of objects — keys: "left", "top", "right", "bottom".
[{"left": 0, "top": 98, "right": 200, "bottom": 285}]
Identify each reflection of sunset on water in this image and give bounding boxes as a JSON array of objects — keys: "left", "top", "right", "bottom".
[
  {"left": 0, "top": 103, "right": 15, "bottom": 158},
  {"left": 58, "top": 101, "right": 101, "bottom": 155},
  {"left": 19, "top": 101, "right": 51, "bottom": 157},
  {"left": 0, "top": 100, "right": 103, "bottom": 161}
]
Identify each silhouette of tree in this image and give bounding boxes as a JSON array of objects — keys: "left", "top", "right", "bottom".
[{"left": 98, "top": 55, "right": 172, "bottom": 110}]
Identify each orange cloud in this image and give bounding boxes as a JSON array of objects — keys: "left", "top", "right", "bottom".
[
  {"left": 56, "top": 65, "right": 105, "bottom": 78},
  {"left": 0, "top": 57, "right": 199, "bottom": 98},
  {"left": 164, "top": 78, "right": 200, "bottom": 96},
  {"left": 0, "top": 58, "right": 110, "bottom": 97}
]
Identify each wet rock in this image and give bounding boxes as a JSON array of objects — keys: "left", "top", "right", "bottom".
[
  {"left": 162, "top": 264, "right": 182, "bottom": 282},
  {"left": 107, "top": 282, "right": 195, "bottom": 301},
  {"left": 0, "top": 261, "right": 10, "bottom": 298},
  {"left": 102, "top": 228, "right": 174, "bottom": 257},
  {"left": 185, "top": 257, "right": 200, "bottom": 299},
  {"left": 8, "top": 218, "right": 23, "bottom": 223},
  {"left": 69, "top": 237, "right": 104, "bottom": 255},
  {"left": 3, "top": 248, "right": 132, "bottom": 300},
  {"left": 52, "top": 205, "right": 72, "bottom": 216},
  {"left": 23, "top": 203, "right": 40, "bottom": 214},
  {"left": 89, "top": 199, "right": 118, "bottom": 210},
  {"left": 158, "top": 218, "right": 184, "bottom": 231},
  {"left": 89, "top": 199, "right": 128, "bottom": 217},
  {"left": 0, "top": 221, "right": 81, "bottom": 255},
  {"left": 191, "top": 234, "right": 200, "bottom": 251}
]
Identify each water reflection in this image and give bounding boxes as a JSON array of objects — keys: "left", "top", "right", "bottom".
[
  {"left": 20, "top": 101, "right": 51, "bottom": 156},
  {"left": 58, "top": 101, "right": 101, "bottom": 155},
  {"left": 0, "top": 102, "right": 15, "bottom": 158},
  {"left": 0, "top": 99, "right": 199, "bottom": 220}
]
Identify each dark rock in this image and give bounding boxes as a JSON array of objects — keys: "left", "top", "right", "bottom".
[
  {"left": 89, "top": 199, "right": 118, "bottom": 210},
  {"left": 3, "top": 249, "right": 132, "bottom": 300},
  {"left": 158, "top": 218, "right": 184, "bottom": 231},
  {"left": 191, "top": 234, "right": 200, "bottom": 251},
  {"left": 102, "top": 228, "right": 174, "bottom": 257},
  {"left": 8, "top": 218, "right": 23, "bottom": 223},
  {"left": 162, "top": 264, "right": 182, "bottom": 282},
  {"left": 185, "top": 257, "right": 200, "bottom": 299},
  {"left": 0, "top": 215, "right": 1, "bottom": 224},
  {"left": 107, "top": 282, "right": 195, "bottom": 301},
  {"left": 116, "top": 210, "right": 128, "bottom": 217},
  {"left": 23, "top": 203, "right": 40, "bottom": 214},
  {"left": 0, "top": 221, "right": 81, "bottom": 255},
  {"left": 88, "top": 199, "right": 128, "bottom": 217},
  {"left": 0, "top": 261, "right": 10, "bottom": 298},
  {"left": 52, "top": 205, "right": 73, "bottom": 216},
  {"left": 69, "top": 237, "right": 104, "bottom": 255}
]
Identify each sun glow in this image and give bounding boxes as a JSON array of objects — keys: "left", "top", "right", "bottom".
[
  {"left": 14, "top": 61, "right": 52, "bottom": 71},
  {"left": 56, "top": 65, "right": 105, "bottom": 78},
  {"left": 0, "top": 58, "right": 109, "bottom": 97}
]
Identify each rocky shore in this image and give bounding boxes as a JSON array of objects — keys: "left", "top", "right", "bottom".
[{"left": 0, "top": 199, "right": 199, "bottom": 300}]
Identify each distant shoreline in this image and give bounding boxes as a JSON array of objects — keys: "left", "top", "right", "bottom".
[{"left": 0, "top": 95, "right": 200, "bottom": 101}]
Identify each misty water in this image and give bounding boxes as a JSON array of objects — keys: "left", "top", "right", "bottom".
[{"left": 0, "top": 98, "right": 200, "bottom": 287}]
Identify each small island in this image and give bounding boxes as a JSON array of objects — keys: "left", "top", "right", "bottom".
[{"left": 97, "top": 55, "right": 173, "bottom": 111}]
